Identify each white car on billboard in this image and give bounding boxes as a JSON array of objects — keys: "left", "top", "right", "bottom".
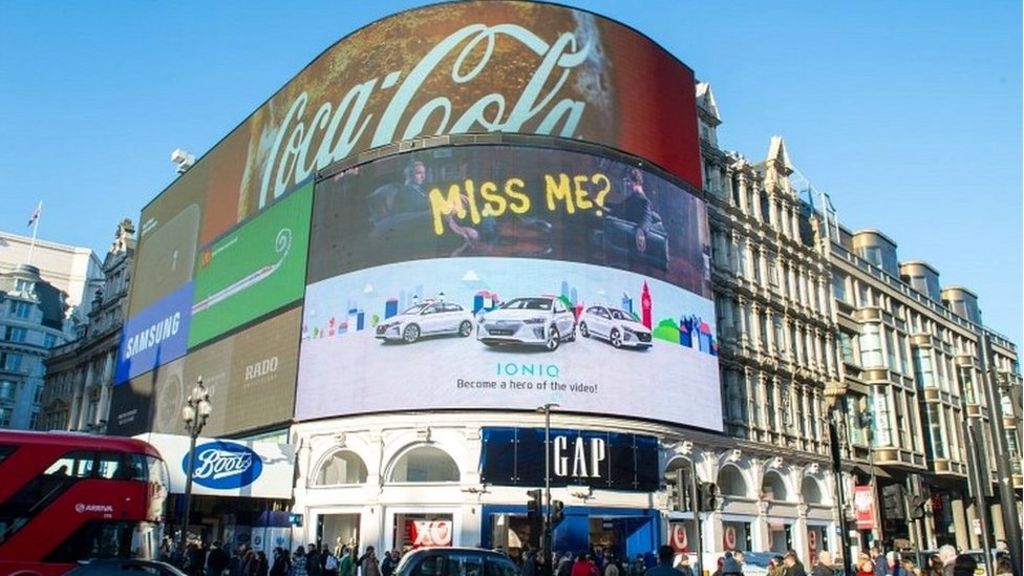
[
  {"left": 375, "top": 300, "right": 475, "bottom": 343},
  {"left": 578, "top": 305, "right": 652, "bottom": 349},
  {"left": 476, "top": 296, "right": 576, "bottom": 351}
]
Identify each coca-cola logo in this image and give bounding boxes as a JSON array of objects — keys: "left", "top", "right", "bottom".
[
  {"left": 183, "top": 441, "right": 263, "bottom": 490},
  {"left": 255, "top": 22, "right": 593, "bottom": 211}
]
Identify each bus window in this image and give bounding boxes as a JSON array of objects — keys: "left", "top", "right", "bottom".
[
  {"left": 44, "top": 451, "right": 95, "bottom": 478},
  {"left": 0, "top": 445, "right": 14, "bottom": 465},
  {"left": 96, "top": 453, "right": 122, "bottom": 479}
]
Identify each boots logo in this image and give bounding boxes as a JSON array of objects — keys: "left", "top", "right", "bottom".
[{"left": 184, "top": 441, "right": 263, "bottom": 490}]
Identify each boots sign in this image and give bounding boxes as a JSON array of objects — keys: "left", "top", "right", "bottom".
[{"left": 479, "top": 427, "right": 658, "bottom": 491}]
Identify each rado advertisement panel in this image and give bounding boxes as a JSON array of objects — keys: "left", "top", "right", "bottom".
[{"left": 110, "top": 307, "right": 301, "bottom": 437}]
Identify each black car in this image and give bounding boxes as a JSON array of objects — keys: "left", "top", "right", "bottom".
[
  {"left": 63, "top": 558, "right": 187, "bottom": 575},
  {"left": 395, "top": 547, "right": 520, "bottom": 576}
]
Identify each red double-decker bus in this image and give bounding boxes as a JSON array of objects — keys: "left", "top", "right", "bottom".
[{"left": 0, "top": 430, "right": 170, "bottom": 576}]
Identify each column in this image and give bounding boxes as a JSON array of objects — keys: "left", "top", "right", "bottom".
[
  {"left": 736, "top": 173, "right": 749, "bottom": 216},
  {"left": 793, "top": 504, "right": 809, "bottom": 564},
  {"left": 965, "top": 500, "right": 982, "bottom": 549},
  {"left": 67, "top": 369, "right": 83, "bottom": 432},
  {"left": 752, "top": 499, "right": 771, "bottom": 552},
  {"left": 950, "top": 495, "right": 970, "bottom": 551},
  {"left": 990, "top": 502, "right": 1006, "bottom": 542}
]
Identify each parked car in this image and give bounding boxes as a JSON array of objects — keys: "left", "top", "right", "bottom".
[
  {"left": 63, "top": 558, "right": 187, "bottom": 575},
  {"left": 376, "top": 300, "right": 475, "bottom": 343},
  {"left": 395, "top": 547, "right": 519, "bottom": 576},
  {"left": 578, "top": 305, "right": 652, "bottom": 349},
  {"left": 477, "top": 296, "right": 576, "bottom": 351}
]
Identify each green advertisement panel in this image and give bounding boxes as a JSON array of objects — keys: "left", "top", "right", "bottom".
[{"left": 188, "top": 182, "right": 312, "bottom": 347}]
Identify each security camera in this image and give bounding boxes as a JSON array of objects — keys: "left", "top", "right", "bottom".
[{"left": 170, "top": 148, "right": 196, "bottom": 173}]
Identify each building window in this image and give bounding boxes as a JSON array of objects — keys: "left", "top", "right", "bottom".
[
  {"left": 0, "top": 380, "right": 14, "bottom": 401},
  {"left": 33, "top": 385, "right": 43, "bottom": 405},
  {"left": 859, "top": 324, "right": 883, "bottom": 368},
  {"left": 838, "top": 331, "right": 857, "bottom": 366},
  {"left": 0, "top": 407, "right": 10, "bottom": 427},
  {"left": 3, "top": 327, "right": 27, "bottom": 343},
  {"left": 14, "top": 279, "right": 34, "bottom": 293},
  {"left": 389, "top": 446, "right": 460, "bottom": 483},
  {"left": 872, "top": 390, "right": 893, "bottom": 446},
  {"left": 314, "top": 451, "right": 368, "bottom": 486},
  {"left": 926, "top": 404, "right": 946, "bottom": 459},
  {"left": 9, "top": 300, "right": 31, "bottom": 319},
  {"left": 912, "top": 348, "right": 935, "bottom": 389},
  {"left": 43, "top": 333, "right": 58, "bottom": 348},
  {"left": 28, "top": 411, "right": 38, "bottom": 430},
  {"left": 1, "top": 352, "right": 23, "bottom": 372}
]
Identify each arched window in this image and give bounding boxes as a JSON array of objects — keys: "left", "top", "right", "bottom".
[
  {"left": 314, "top": 451, "right": 368, "bottom": 486},
  {"left": 801, "top": 476, "right": 823, "bottom": 505},
  {"left": 718, "top": 465, "right": 749, "bottom": 498},
  {"left": 762, "top": 471, "right": 788, "bottom": 501},
  {"left": 389, "top": 446, "right": 460, "bottom": 483}
]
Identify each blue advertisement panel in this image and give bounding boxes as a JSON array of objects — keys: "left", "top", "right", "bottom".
[
  {"left": 297, "top": 257, "right": 722, "bottom": 430},
  {"left": 479, "top": 428, "right": 659, "bottom": 491},
  {"left": 115, "top": 282, "right": 193, "bottom": 384}
]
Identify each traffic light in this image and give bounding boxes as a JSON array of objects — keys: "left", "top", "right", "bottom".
[
  {"left": 527, "top": 489, "right": 543, "bottom": 516},
  {"left": 551, "top": 499, "right": 565, "bottom": 527},
  {"left": 698, "top": 482, "right": 718, "bottom": 512},
  {"left": 526, "top": 489, "right": 543, "bottom": 549},
  {"left": 665, "top": 467, "right": 693, "bottom": 512}
]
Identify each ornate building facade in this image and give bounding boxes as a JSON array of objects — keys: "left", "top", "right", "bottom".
[{"left": 40, "top": 219, "right": 135, "bottom": 432}]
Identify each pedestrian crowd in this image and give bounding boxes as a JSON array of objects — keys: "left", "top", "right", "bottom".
[{"left": 159, "top": 535, "right": 405, "bottom": 576}]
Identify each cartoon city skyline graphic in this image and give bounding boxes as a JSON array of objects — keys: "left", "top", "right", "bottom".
[{"left": 302, "top": 263, "right": 716, "bottom": 356}]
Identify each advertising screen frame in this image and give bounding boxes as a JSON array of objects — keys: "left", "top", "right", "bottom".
[{"left": 298, "top": 138, "right": 723, "bottom": 432}]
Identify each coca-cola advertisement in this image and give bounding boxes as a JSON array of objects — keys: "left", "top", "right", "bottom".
[{"left": 134, "top": 0, "right": 700, "bottom": 318}]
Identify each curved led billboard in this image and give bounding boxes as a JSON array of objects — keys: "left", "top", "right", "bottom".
[
  {"left": 298, "top": 145, "right": 722, "bottom": 431},
  {"left": 115, "top": 0, "right": 708, "bottom": 435},
  {"left": 129, "top": 0, "right": 701, "bottom": 317}
]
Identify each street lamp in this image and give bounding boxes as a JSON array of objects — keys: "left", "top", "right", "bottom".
[
  {"left": 536, "top": 403, "right": 559, "bottom": 576},
  {"left": 180, "top": 376, "right": 211, "bottom": 547}
]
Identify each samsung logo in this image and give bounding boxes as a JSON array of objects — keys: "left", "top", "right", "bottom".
[
  {"left": 186, "top": 441, "right": 263, "bottom": 490},
  {"left": 123, "top": 312, "right": 181, "bottom": 359}
]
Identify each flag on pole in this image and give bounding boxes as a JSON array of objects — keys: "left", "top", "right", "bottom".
[{"left": 27, "top": 202, "right": 42, "bottom": 227}]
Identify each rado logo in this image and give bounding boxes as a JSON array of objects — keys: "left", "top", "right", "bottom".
[{"left": 245, "top": 356, "right": 279, "bottom": 381}]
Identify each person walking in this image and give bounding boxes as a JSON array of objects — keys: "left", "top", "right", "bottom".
[
  {"left": 290, "top": 547, "right": 308, "bottom": 576},
  {"left": 643, "top": 546, "right": 679, "bottom": 576},
  {"left": 361, "top": 546, "right": 382, "bottom": 576},
  {"left": 339, "top": 547, "right": 354, "bottom": 576},
  {"left": 782, "top": 550, "right": 806, "bottom": 576},
  {"left": 307, "top": 544, "right": 323, "bottom": 576},
  {"left": 811, "top": 551, "right": 834, "bottom": 576}
]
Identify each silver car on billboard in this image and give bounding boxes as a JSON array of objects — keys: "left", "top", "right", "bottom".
[
  {"left": 376, "top": 300, "right": 475, "bottom": 343},
  {"left": 476, "top": 296, "right": 577, "bottom": 351},
  {"left": 578, "top": 305, "right": 652, "bottom": 349}
]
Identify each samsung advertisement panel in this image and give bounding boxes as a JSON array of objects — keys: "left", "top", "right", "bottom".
[{"left": 128, "top": 0, "right": 701, "bottom": 324}]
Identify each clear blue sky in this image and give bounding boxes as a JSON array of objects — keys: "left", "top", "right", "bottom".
[{"left": 1, "top": 1, "right": 1020, "bottom": 346}]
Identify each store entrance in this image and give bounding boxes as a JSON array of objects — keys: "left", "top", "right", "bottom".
[{"left": 319, "top": 513, "right": 361, "bottom": 555}]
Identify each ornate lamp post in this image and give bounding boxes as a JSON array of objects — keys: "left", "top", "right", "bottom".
[{"left": 180, "top": 376, "right": 211, "bottom": 547}]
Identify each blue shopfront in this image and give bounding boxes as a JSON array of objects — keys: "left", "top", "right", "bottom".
[
  {"left": 480, "top": 503, "right": 659, "bottom": 558},
  {"left": 478, "top": 427, "right": 661, "bottom": 558}
]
